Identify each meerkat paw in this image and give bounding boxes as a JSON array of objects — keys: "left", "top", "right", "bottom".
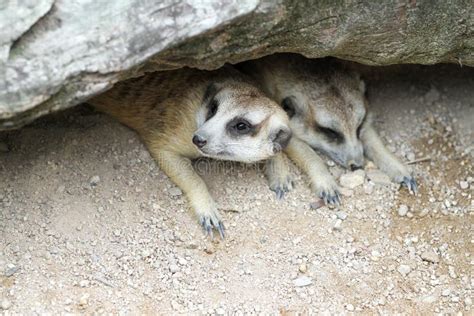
[
  {"left": 401, "top": 175, "right": 418, "bottom": 194},
  {"left": 197, "top": 208, "right": 225, "bottom": 239},
  {"left": 267, "top": 172, "right": 294, "bottom": 200},
  {"left": 313, "top": 176, "right": 341, "bottom": 205},
  {"left": 266, "top": 154, "right": 294, "bottom": 200},
  {"left": 387, "top": 165, "right": 418, "bottom": 194}
]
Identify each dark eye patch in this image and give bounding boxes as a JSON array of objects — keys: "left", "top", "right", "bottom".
[
  {"left": 316, "top": 124, "right": 344, "bottom": 143},
  {"left": 226, "top": 117, "right": 255, "bottom": 136},
  {"left": 356, "top": 113, "right": 367, "bottom": 138},
  {"left": 281, "top": 97, "right": 296, "bottom": 118},
  {"left": 206, "top": 99, "right": 219, "bottom": 121}
]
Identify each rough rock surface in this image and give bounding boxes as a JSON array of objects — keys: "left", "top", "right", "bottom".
[{"left": 1, "top": 0, "right": 473, "bottom": 129}]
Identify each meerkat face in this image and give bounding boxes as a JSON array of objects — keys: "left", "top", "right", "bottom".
[
  {"left": 281, "top": 72, "right": 367, "bottom": 170},
  {"left": 193, "top": 82, "right": 292, "bottom": 163}
]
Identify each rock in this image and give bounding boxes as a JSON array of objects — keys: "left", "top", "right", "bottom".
[
  {"left": 333, "top": 219, "right": 343, "bottom": 231},
  {"left": 1, "top": 298, "right": 11, "bottom": 310},
  {"left": 216, "top": 308, "right": 225, "bottom": 315},
  {"left": 178, "top": 258, "right": 187, "bottom": 266},
  {"left": 299, "top": 263, "right": 308, "bottom": 273},
  {"left": 169, "top": 264, "right": 180, "bottom": 274},
  {"left": 169, "top": 187, "right": 182, "bottom": 197},
  {"left": 0, "top": 142, "right": 9, "bottom": 153},
  {"left": 310, "top": 199, "right": 325, "bottom": 210},
  {"left": 441, "top": 289, "right": 451, "bottom": 297},
  {"left": 398, "top": 204, "right": 409, "bottom": 217},
  {"left": 336, "top": 211, "right": 348, "bottom": 220},
  {"left": 397, "top": 264, "right": 411, "bottom": 276},
  {"left": 4, "top": 264, "right": 18, "bottom": 277},
  {"left": 2, "top": 2, "right": 472, "bottom": 130},
  {"left": 79, "top": 280, "right": 90, "bottom": 287},
  {"left": 420, "top": 250, "right": 440, "bottom": 263},
  {"left": 459, "top": 181, "right": 469, "bottom": 190},
  {"left": 293, "top": 276, "right": 312, "bottom": 287},
  {"left": 89, "top": 175, "right": 100, "bottom": 186},
  {"left": 366, "top": 170, "right": 391, "bottom": 186},
  {"left": 339, "top": 170, "right": 365, "bottom": 189},
  {"left": 345, "top": 304, "right": 355, "bottom": 311}
]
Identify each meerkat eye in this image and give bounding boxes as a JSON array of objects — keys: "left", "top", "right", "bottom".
[
  {"left": 281, "top": 97, "right": 296, "bottom": 118},
  {"left": 206, "top": 99, "right": 218, "bottom": 120},
  {"left": 317, "top": 125, "right": 343, "bottom": 142},
  {"left": 356, "top": 113, "right": 367, "bottom": 138},
  {"left": 234, "top": 120, "right": 251, "bottom": 133}
]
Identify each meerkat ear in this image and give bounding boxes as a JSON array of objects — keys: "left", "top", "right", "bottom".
[
  {"left": 203, "top": 82, "right": 220, "bottom": 103},
  {"left": 281, "top": 96, "right": 297, "bottom": 118}
]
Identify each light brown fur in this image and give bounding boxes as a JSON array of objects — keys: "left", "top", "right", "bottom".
[
  {"left": 90, "top": 66, "right": 291, "bottom": 236},
  {"left": 241, "top": 54, "right": 417, "bottom": 204}
]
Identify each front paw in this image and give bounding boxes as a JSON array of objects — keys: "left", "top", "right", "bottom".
[
  {"left": 399, "top": 175, "right": 418, "bottom": 194},
  {"left": 197, "top": 208, "right": 225, "bottom": 239},
  {"left": 268, "top": 174, "right": 294, "bottom": 200},
  {"left": 313, "top": 177, "right": 341, "bottom": 205}
]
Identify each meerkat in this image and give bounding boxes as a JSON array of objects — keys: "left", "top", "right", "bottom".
[
  {"left": 89, "top": 66, "right": 292, "bottom": 238},
  {"left": 239, "top": 54, "right": 417, "bottom": 204}
]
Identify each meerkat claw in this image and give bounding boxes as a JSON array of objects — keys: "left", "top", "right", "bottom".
[
  {"left": 401, "top": 176, "right": 418, "bottom": 194},
  {"left": 319, "top": 190, "right": 341, "bottom": 206},
  {"left": 200, "top": 215, "right": 225, "bottom": 239}
]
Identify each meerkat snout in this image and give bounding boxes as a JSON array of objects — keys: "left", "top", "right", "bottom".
[{"left": 192, "top": 134, "right": 207, "bottom": 148}]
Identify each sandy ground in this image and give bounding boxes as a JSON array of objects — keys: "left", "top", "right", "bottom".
[{"left": 0, "top": 63, "right": 473, "bottom": 315}]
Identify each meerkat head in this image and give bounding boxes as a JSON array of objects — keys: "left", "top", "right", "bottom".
[
  {"left": 193, "top": 81, "right": 292, "bottom": 163},
  {"left": 280, "top": 67, "right": 368, "bottom": 170}
]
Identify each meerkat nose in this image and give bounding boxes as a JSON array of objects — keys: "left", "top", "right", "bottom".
[
  {"left": 192, "top": 134, "right": 207, "bottom": 148},
  {"left": 349, "top": 162, "right": 363, "bottom": 171},
  {"left": 273, "top": 128, "right": 292, "bottom": 152}
]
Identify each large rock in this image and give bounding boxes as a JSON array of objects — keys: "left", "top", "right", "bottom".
[{"left": 1, "top": 0, "right": 473, "bottom": 130}]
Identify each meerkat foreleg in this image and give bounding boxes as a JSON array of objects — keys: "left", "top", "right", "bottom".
[
  {"left": 266, "top": 152, "right": 294, "bottom": 199},
  {"left": 151, "top": 149, "right": 225, "bottom": 238},
  {"left": 360, "top": 123, "right": 417, "bottom": 193},
  {"left": 285, "top": 138, "right": 341, "bottom": 205}
]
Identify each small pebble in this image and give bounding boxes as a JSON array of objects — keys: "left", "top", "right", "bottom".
[
  {"left": 169, "top": 264, "right": 180, "bottom": 274},
  {"left": 420, "top": 250, "right": 440, "bottom": 263},
  {"left": 299, "top": 263, "right": 307, "bottom": 273},
  {"left": 459, "top": 181, "right": 469, "bottom": 190},
  {"left": 339, "top": 170, "right": 365, "bottom": 189},
  {"left": 169, "top": 187, "right": 182, "bottom": 197},
  {"left": 333, "top": 219, "right": 343, "bottom": 231},
  {"left": 310, "top": 199, "right": 325, "bottom": 210},
  {"left": 345, "top": 304, "right": 355, "bottom": 311},
  {"left": 293, "top": 276, "right": 312, "bottom": 287},
  {"left": 89, "top": 175, "right": 100, "bottom": 186},
  {"left": 397, "top": 264, "right": 411, "bottom": 276},
  {"left": 1, "top": 298, "right": 11, "bottom": 310},
  {"left": 441, "top": 289, "right": 451, "bottom": 297},
  {"left": 398, "top": 204, "right": 408, "bottom": 217},
  {"left": 79, "top": 280, "right": 90, "bottom": 287},
  {"left": 336, "top": 211, "right": 348, "bottom": 220}
]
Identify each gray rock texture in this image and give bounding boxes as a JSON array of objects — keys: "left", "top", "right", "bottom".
[{"left": 1, "top": 0, "right": 473, "bottom": 130}]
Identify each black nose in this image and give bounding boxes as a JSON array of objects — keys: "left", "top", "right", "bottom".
[
  {"left": 273, "top": 128, "right": 292, "bottom": 152},
  {"left": 350, "top": 163, "right": 362, "bottom": 171},
  {"left": 192, "top": 135, "right": 207, "bottom": 148}
]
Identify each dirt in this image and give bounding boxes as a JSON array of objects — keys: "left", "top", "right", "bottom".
[{"left": 0, "top": 63, "right": 473, "bottom": 314}]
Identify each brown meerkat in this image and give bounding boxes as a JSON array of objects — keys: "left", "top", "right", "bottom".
[
  {"left": 89, "top": 66, "right": 292, "bottom": 238},
  {"left": 239, "top": 54, "right": 417, "bottom": 204}
]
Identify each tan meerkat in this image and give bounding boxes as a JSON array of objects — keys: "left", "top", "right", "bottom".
[
  {"left": 89, "top": 66, "right": 292, "bottom": 237},
  {"left": 239, "top": 54, "right": 417, "bottom": 204}
]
